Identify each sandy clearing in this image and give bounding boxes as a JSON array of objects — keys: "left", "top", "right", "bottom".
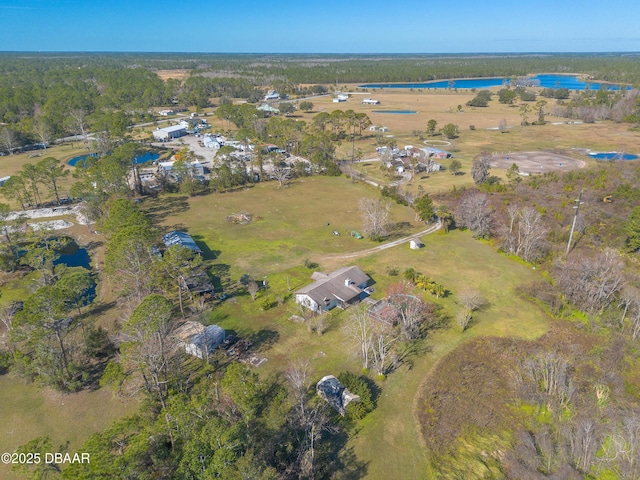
[{"left": 490, "top": 150, "right": 585, "bottom": 174}]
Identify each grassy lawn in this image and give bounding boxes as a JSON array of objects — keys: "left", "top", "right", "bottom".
[
  {"left": 346, "top": 231, "right": 551, "bottom": 479},
  {"left": 146, "top": 175, "right": 421, "bottom": 280},
  {"left": 0, "top": 375, "right": 139, "bottom": 480},
  {"left": 0, "top": 143, "right": 90, "bottom": 208}
]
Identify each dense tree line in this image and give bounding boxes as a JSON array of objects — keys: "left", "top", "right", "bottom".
[{"left": 1, "top": 52, "right": 640, "bottom": 152}]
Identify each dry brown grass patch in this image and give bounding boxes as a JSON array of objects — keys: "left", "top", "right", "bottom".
[{"left": 154, "top": 69, "right": 190, "bottom": 81}]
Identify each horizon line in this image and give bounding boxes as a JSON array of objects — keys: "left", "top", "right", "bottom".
[{"left": 1, "top": 51, "right": 640, "bottom": 56}]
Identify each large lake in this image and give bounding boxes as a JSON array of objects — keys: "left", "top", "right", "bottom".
[{"left": 361, "top": 74, "right": 630, "bottom": 91}]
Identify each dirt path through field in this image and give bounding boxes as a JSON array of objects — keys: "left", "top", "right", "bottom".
[{"left": 318, "top": 220, "right": 441, "bottom": 261}]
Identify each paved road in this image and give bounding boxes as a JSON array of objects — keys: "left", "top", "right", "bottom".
[{"left": 320, "top": 220, "right": 441, "bottom": 260}]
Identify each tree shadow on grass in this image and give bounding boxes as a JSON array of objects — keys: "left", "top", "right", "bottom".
[
  {"left": 208, "top": 311, "right": 229, "bottom": 325},
  {"left": 321, "top": 432, "right": 369, "bottom": 479},
  {"left": 386, "top": 221, "right": 413, "bottom": 240},
  {"left": 429, "top": 304, "right": 451, "bottom": 331},
  {"left": 209, "top": 263, "right": 235, "bottom": 295},
  {"left": 143, "top": 195, "right": 190, "bottom": 222},
  {"left": 86, "top": 300, "right": 117, "bottom": 317},
  {"left": 83, "top": 240, "right": 104, "bottom": 253},
  {"left": 81, "top": 357, "right": 110, "bottom": 391},
  {"left": 191, "top": 235, "right": 219, "bottom": 261},
  {"left": 395, "top": 340, "right": 433, "bottom": 371},
  {"left": 248, "top": 329, "right": 279, "bottom": 352}
]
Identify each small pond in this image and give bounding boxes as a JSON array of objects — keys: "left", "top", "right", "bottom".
[
  {"left": 54, "top": 239, "right": 92, "bottom": 269},
  {"left": 68, "top": 151, "right": 160, "bottom": 167},
  {"left": 589, "top": 152, "right": 638, "bottom": 161},
  {"left": 68, "top": 153, "right": 98, "bottom": 167},
  {"left": 54, "top": 238, "right": 96, "bottom": 303},
  {"left": 372, "top": 110, "right": 417, "bottom": 114}
]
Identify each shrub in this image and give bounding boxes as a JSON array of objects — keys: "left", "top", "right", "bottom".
[
  {"left": 0, "top": 351, "right": 11, "bottom": 374},
  {"left": 338, "top": 371, "right": 376, "bottom": 420}
]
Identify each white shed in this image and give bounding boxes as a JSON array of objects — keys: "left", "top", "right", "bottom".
[{"left": 410, "top": 239, "right": 424, "bottom": 250}]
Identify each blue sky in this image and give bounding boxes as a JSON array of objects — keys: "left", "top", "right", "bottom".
[{"left": 1, "top": 0, "right": 639, "bottom": 53}]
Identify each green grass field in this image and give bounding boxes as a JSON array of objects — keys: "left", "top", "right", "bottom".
[
  {"left": 146, "top": 175, "right": 421, "bottom": 279},
  {"left": 0, "top": 375, "right": 139, "bottom": 480},
  {"left": 347, "top": 232, "right": 551, "bottom": 479}
]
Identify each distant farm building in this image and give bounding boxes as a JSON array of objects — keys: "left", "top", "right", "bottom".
[
  {"left": 295, "top": 266, "right": 371, "bottom": 312},
  {"left": 158, "top": 160, "right": 204, "bottom": 177},
  {"left": 152, "top": 124, "right": 187, "bottom": 141},
  {"left": 264, "top": 90, "right": 280, "bottom": 101},
  {"left": 162, "top": 230, "right": 202, "bottom": 254},
  {"left": 333, "top": 94, "right": 349, "bottom": 103},
  {"left": 362, "top": 98, "right": 380, "bottom": 105},
  {"left": 203, "top": 136, "right": 221, "bottom": 149},
  {"left": 420, "top": 146, "right": 452, "bottom": 159},
  {"left": 418, "top": 160, "right": 442, "bottom": 172},
  {"left": 316, "top": 375, "right": 360, "bottom": 416},
  {"left": 158, "top": 109, "right": 175, "bottom": 116},
  {"left": 257, "top": 104, "right": 280, "bottom": 114}
]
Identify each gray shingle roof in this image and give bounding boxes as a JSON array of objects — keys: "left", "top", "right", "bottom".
[{"left": 296, "top": 266, "right": 369, "bottom": 306}]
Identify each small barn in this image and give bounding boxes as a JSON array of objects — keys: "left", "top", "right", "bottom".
[
  {"left": 316, "top": 375, "right": 360, "bottom": 416},
  {"left": 175, "top": 322, "right": 225, "bottom": 360},
  {"left": 162, "top": 230, "right": 202, "bottom": 254}
]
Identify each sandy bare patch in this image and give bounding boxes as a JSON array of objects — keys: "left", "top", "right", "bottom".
[
  {"left": 490, "top": 151, "right": 585, "bottom": 174},
  {"left": 29, "top": 219, "right": 74, "bottom": 231},
  {"left": 154, "top": 69, "right": 190, "bottom": 81},
  {"left": 7, "top": 205, "right": 91, "bottom": 225}
]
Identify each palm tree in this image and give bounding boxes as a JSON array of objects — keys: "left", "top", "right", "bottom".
[{"left": 402, "top": 267, "right": 417, "bottom": 283}]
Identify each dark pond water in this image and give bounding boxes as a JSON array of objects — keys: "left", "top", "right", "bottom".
[
  {"left": 54, "top": 239, "right": 92, "bottom": 269},
  {"left": 54, "top": 238, "right": 96, "bottom": 303},
  {"left": 68, "top": 152, "right": 159, "bottom": 167}
]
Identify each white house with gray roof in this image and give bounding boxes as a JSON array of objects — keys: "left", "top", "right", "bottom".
[{"left": 295, "top": 266, "right": 371, "bottom": 312}]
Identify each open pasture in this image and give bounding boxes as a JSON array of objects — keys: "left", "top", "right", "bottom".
[
  {"left": 147, "top": 175, "right": 421, "bottom": 279},
  {"left": 0, "top": 376, "right": 138, "bottom": 480}
]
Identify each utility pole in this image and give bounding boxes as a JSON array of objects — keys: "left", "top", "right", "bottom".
[{"left": 566, "top": 188, "right": 584, "bottom": 255}]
